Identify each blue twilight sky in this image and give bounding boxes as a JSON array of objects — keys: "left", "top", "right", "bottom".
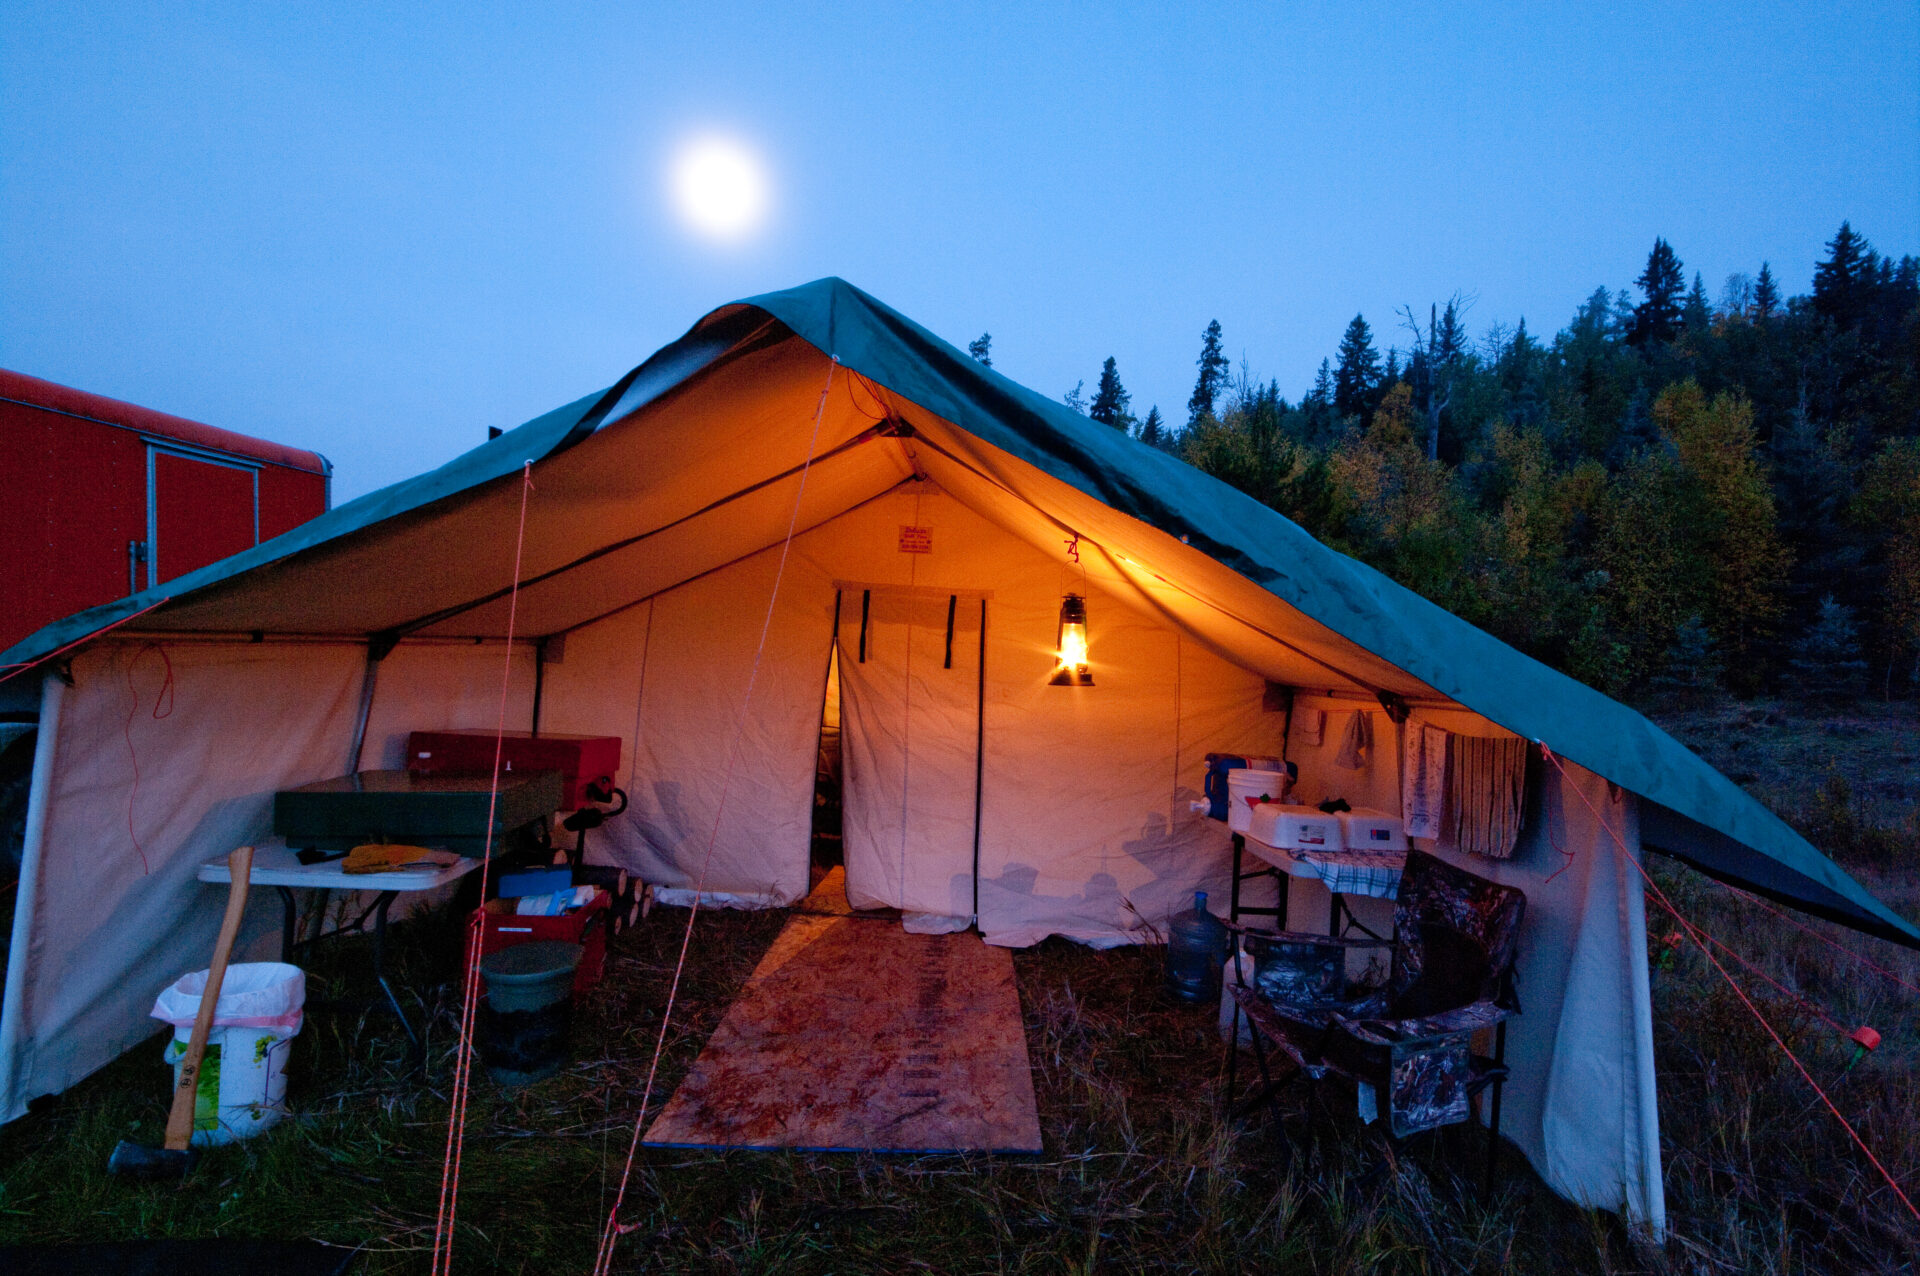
[{"left": 4, "top": 3, "right": 1917, "bottom": 502}]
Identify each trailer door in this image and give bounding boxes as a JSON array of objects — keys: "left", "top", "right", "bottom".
[{"left": 147, "top": 447, "right": 258, "bottom": 586}]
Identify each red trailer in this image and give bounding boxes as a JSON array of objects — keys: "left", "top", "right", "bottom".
[{"left": 0, "top": 369, "right": 331, "bottom": 654}]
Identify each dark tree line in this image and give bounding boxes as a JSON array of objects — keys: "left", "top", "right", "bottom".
[{"left": 1054, "top": 223, "right": 1920, "bottom": 700}]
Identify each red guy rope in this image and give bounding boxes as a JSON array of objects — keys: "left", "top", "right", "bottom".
[
  {"left": 590, "top": 357, "right": 840, "bottom": 1276},
  {"left": 1686, "top": 920, "right": 1852, "bottom": 1038},
  {"left": 1537, "top": 744, "right": 1919, "bottom": 1224},
  {"left": 119, "top": 642, "right": 176, "bottom": 875},
  {"left": 0, "top": 596, "right": 174, "bottom": 685},
  {"left": 430, "top": 461, "right": 536, "bottom": 1275},
  {"left": 1719, "top": 882, "right": 1920, "bottom": 997}
]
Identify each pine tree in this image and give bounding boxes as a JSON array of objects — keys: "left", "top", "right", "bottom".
[
  {"left": 967, "top": 333, "right": 992, "bottom": 366},
  {"left": 1609, "top": 287, "right": 1638, "bottom": 339},
  {"left": 1753, "top": 262, "right": 1779, "bottom": 318},
  {"left": 1497, "top": 317, "right": 1540, "bottom": 401},
  {"left": 1649, "top": 615, "right": 1724, "bottom": 704},
  {"left": 1629, "top": 238, "right": 1686, "bottom": 347},
  {"left": 1089, "top": 357, "right": 1132, "bottom": 430},
  {"left": 1188, "top": 320, "right": 1229, "bottom": 425},
  {"left": 1790, "top": 595, "right": 1868, "bottom": 698},
  {"left": 1333, "top": 315, "right": 1382, "bottom": 420},
  {"left": 1813, "top": 221, "right": 1876, "bottom": 329},
  {"left": 1435, "top": 298, "right": 1466, "bottom": 363},
  {"left": 1063, "top": 381, "right": 1086, "bottom": 414},
  {"left": 1683, "top": 272, "right": 1711, "bottom": 334},
  {"left": 1300, "top": 358, "right": 1336, "bottom": 442},
  {"left": 1140, "top": 405, "right": 1165, "bottom": 449},
  {"left": 1508, "top": 316, "right": 1534, "bottom": 359},
  {"left": 1310, "top": 359, "right": 1333, "bottom": 405}
]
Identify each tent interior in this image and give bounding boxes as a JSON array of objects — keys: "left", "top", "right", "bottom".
[{"left": 6, "top": 280, "right": 1916, "bottom": 1235}]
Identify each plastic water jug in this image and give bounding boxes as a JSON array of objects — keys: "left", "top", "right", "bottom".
[
  {"left": 1202, "top": 755, "right": 1248, "bottom": 821},
  {"left": 1166, "top": 891, "right": 1230, "bottom": 1003}
]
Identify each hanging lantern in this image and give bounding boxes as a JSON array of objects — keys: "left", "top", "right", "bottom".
[{"left": 1049, "top": 593, "right": 1094, "bottom": 686}]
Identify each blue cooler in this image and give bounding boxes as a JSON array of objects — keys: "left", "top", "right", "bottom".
[{"left": 1202, "top": 754, "right": 1248, "bottom": 821}]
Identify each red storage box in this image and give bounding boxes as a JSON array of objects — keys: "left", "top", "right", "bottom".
[
  {"left": 407, "top": 730, "right": 621, "bottom": 810},
  {"left": 467, "top": 892, "right": 609, "bottom": 994}
]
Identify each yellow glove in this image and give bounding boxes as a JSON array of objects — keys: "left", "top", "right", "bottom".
[{"left": 342, "top": 843, "right": 436, "bottom": 874}]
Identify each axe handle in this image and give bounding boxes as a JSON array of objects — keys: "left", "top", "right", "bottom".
[{"left": 164, "top": 845, "right": 254, "bottom": 1152}]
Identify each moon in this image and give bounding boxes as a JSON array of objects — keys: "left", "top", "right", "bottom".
[{"left": 670, "top": 136, "right": 769, "bottom": 242}]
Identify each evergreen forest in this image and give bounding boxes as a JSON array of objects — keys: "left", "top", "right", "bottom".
[{"left": 1028, "top": 224, "right": 1920, "bottom": 701}]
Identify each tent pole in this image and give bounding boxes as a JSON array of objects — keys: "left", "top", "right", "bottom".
[
  {"left": 347, "top": 636, "right": 394, "bottom": 772},
  {"left": 0, "top": 672, "right": 67, "bottom": 1120},
  {"left": 531, "top": 637, "right": 547, "bottom": 738},
  {"left": 971, "top": 598, "right": 986, "bottom": 930}
]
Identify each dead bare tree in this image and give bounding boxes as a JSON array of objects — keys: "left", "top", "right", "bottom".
[{"left": 1398, "top": 292, "right": 1475, "bottom": 461}]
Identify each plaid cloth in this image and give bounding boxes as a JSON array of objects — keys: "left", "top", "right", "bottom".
[
  {"left": 1284, "top": 847, "right": 1406, "bottom": 900},
  {"left": 1244, "top": 835, "right": 1407, "bottom": 900}
]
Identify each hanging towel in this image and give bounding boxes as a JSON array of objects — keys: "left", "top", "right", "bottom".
[
  {"left": 1296, "top": 707, "right": 1325, "bottom": 747},
  {"left": 1401, "top": 724, "right": 1448, "bottom": 839},
  {"left": 1447, "top": 735, "right": 1529, "bottom": 859},
  {"left": 1333, "top": 711, "right": 1372, "bottom": 771}
]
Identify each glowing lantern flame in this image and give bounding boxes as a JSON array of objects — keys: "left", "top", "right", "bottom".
[{"left": 1050, "top": 593, "right": 1093, "bottom": 686}]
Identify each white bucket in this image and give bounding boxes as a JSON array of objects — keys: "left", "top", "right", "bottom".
[
  {"left": 1226, "top": 769, "right": 1287, "bottom": 833},
  {"left": 152, "top": 962, "right": 304, "bottom": 1146}
]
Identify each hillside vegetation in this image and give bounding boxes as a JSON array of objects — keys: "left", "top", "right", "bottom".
[{"left": 1061, "top": 224, "right": 1919, "bottom": 702}]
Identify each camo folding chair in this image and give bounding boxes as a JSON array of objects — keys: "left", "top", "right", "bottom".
[{"left": 1224, "top": 848, "right": 1527, "bottom": 1195}]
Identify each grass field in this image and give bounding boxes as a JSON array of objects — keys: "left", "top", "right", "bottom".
[{"left": 0, "top": 696, "right": 1915, "bottom": 1273}]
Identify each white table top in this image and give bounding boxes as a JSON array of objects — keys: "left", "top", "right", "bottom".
[
  {"left": 197, "top": 842, "right": 484, "bottom": 892},
  {"left": 1242, "top": 833, "right": 1407, "bottom": 900}
]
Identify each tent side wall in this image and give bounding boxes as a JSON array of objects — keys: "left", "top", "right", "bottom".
[
  {"left": 1438, "top": 758, "right": 1663, "bottom": 1230},
  {"left": 0, "top": 639, "right": 535, "bottom": 1123}
]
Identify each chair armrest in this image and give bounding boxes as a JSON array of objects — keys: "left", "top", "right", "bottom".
[
  {"left": 1338, "top": 999, "right": 1511, "bottom": 1046},
  {"left": 1223, "top": 921, "right": 1387, "bottom": 949}
]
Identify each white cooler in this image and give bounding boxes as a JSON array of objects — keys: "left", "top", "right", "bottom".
[
  {"left": 1337, "top": 807, "right": 1408, "bottom": 850},
  {"left": 1247, "top": 803, "right": 1344, "bottom": 851}
]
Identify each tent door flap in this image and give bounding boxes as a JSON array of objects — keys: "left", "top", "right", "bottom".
[{"left": 838, "top": 590, "right": 983, "bottom": 920}]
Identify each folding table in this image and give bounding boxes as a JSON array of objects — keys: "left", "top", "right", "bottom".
[
  {"left": 1228, "top": 831, "right": 1406, "bottom": 938},
  {"left": 197, "top": 844, "right": 482, "bottom": 1064}
]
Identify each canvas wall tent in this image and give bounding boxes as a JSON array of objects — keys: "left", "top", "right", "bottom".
[{"left": 4, "top": 279, "right": 1914, "bottom": 1230}]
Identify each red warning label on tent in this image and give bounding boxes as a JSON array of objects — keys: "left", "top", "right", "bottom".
[{"left": 898, "top": 525, "right": 933, "bottom": 554}]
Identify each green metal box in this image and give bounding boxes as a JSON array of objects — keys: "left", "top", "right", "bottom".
[{"left": 274, "top": 769, "right": 564, "bottom": 857}]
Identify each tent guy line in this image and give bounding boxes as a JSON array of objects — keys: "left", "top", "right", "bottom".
[
  {"left": 1719, "top": 885, "right": 1920, "bottom": 997},
  {"left": 593, "top": 356, "right": 841, "bottom": 1276},
  {"left": 1538, "top": 745, "right": 1919, "bottom": 1225},
  {"left": 0, "top": 596, "right": 173, "bottom": 685},
  {"left": 431, "top": 462, "right": 536, "bottom": 1276}
]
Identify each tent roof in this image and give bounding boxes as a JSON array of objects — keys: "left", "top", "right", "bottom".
[{"left": 7, "top": 277, "right": 1914, "bottom": 948}]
